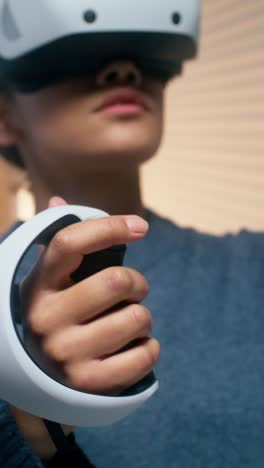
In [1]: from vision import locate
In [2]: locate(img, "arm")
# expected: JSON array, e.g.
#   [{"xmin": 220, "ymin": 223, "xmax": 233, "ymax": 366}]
[
  {"xmin": 1, "ymin": 197, "xmax": 159, "ymax": 465},
  {"xmin": 0, "ymin": 400, "xmax": 43, "ymax": 467},
  {"xmin": 9, "ymin": 405, "xmax": 73, "ymax": 462}
]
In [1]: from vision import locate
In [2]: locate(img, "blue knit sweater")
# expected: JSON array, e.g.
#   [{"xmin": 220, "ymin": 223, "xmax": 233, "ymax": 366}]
[{"xmin": 1, "ymin": 209, "xmax": 264, "ymax": 467}]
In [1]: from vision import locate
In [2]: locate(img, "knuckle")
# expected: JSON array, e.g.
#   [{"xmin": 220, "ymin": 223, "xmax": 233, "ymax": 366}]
[
  {"xmin": 104, "ymin": 216, "xmax": 128, "ymax": 240},
  {"xmin": 140, "ymin": 339, "xmax": 160, "ymax": 372},
  {"xmin": 130, "ymin": 305, "xmax": 153, "ymax": 333},
  {"xmin": 148, "ymin": 338, "xmax": 161, "ymax": 365},
  {"xmin": 51, "ymin": 230, "xmax": 71, "ymax": 255},
  {"xmin": 26, "ymin": 296, "xmax": 60, "ymax": 337},
  {"xmin": 42, "ymin": 337, "xmax": 68, "ymax": 363},
  {"xmin": 107, "ymin": 267, "xmax": 133, "ymax": 293},
  {"xmin": 27, "ymin": 310, "xmax": 49, "ymax": 336},
  {"xmin": 65, "ymin": 362, "xmax": 123, "ymax": 395},
  {"xmin": 65, "ymin": 367, "xmax": 87, "ymax": 390},
  {"xmin": 141, "ymin": 349, "xmax": 154, "ymax": 373},
  {"xmin": 138, "ymin": 273, "xmax": 150, "ymax": 296},
  {"xmin": 65, "ymin": 362, "xmax": 101, "ymax": 392},
  {"xmin": 131, "ymin": 270, "xmax": 149, "ymax": 298},
  {"xmin": 143, "ymin": 277, "xmax": 150, "ymax": 294},
  {"xmin": 88, "ymin": 369, "xmax": 124, "ymax": 396},
  {"xmin": 100, "ymin": 217, "xmax": 119, "ymax": 245},
  {"xmin": 104, "ymin": 216, "xmax": 117, "ymax": 233}
]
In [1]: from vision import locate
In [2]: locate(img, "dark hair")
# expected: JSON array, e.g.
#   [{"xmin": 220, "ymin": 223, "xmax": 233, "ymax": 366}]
[
  {"xmin": 0, "ymin": 77, "xmax": 25, "ymax": 169},
  {"xmin": 0, "ymin": 145, "xmax": 24, "ymax": 168}
]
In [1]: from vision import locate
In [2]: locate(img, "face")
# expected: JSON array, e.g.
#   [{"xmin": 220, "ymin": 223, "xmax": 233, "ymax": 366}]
[{"xmin": 7, "ymin": 61, "xmax": 166, "ymax": 178}]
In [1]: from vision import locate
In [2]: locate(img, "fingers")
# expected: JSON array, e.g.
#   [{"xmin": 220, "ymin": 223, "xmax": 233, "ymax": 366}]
[
  {"xmin": 48, "ymin": 196, "xmax": 68, "ymax": 208},
  {"xmin": 36, "ymin": 215, "xmax": 149, "ymax": 291},
  {"xmin": 22, "ymin": 202, "xmax": 159, "ymax": 397},
  {"xmin": 64, "ymin": 338, "xmax": 160, "ymax": 395},
  {"xmin": 42, "ymin": 304, "xmax": 153, "ymax": 362},
  {"xmin": 60, "ymin": 266, "xmax": 149, "ymax": 325},
  {"xmin": 27, "ymin": 267, "xmax": 149, "ymax": 333}
]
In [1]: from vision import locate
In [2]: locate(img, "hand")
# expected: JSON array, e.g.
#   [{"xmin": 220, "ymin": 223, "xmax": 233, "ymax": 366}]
[
  {"xmin": 9, "ymin": 198, "xmax": 72, "ymax": 461},
  {"xmin": 22, "ymin": 197, "xmax": 160, "ymax": 396}
]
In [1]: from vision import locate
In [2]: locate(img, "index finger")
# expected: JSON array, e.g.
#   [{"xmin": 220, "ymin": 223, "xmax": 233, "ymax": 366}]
[{"xmin": 35, "ymin": 215, "xmax": 149, "ymax": 291}]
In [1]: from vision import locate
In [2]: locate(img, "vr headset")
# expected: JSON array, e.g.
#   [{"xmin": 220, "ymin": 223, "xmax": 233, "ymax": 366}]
[{"xmin": 0, "ymin": 0, "xmax": 200, "ymax": 92}]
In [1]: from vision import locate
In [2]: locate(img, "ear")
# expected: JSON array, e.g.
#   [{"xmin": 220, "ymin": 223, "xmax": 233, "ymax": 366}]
[{"xmin": 0, "ymin": 94, "xmax": 19, "ymax": 147}]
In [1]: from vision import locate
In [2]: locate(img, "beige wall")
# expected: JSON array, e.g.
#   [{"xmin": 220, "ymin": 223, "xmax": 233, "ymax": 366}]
[
  {"xmin": 1, "ymin": 0, "xmax": 264, "ymax": 235},
  {"xmin": 142, "ymin": 0, "xmax": 264, "ymax": 234}
]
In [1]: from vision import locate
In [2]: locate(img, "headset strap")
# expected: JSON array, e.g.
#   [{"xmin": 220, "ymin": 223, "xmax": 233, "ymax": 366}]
[{"xmin": 43, "ymin": 419, "xmax": 95, "ymax": 467}]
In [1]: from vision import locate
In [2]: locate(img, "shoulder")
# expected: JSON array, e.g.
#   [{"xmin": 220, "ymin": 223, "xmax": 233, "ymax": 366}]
[{"xmin": 146, "ymin": 208, "xmax": 264, "ymax": 267}]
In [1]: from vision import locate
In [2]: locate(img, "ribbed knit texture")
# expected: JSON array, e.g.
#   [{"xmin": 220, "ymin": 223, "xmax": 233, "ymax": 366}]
[{"xmin": 77, "ymin": 209, "xmax": 264, "ymax": 468}]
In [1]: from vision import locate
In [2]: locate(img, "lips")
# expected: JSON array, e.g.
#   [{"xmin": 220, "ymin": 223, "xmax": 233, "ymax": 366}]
[{"xmin": 95, "ymin": 87, "xmax": 148, "ymax": 112}]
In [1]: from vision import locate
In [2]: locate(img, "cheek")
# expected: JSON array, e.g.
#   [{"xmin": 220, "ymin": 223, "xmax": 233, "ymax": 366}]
[
  {"xmin": 17, "ymin": 103, "xmax": 85, "ymax": 153},
  {"xmin": 14, "ymin": 87, "xmax": 164, "ymax": 160}
]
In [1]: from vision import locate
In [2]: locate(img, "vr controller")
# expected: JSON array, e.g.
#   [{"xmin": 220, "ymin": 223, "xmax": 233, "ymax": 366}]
[
  {"xmin": 0, "ymin": 205, "xmax": 158, "ymax": 426},
  {"xmin": 0, "ymin": 0, "xmax": 200, "ymax": 91}
]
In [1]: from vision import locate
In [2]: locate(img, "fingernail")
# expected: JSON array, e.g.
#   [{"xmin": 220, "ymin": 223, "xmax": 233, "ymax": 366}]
[
  {"xmin": 49, "ymin": 196, "xmax": 67, "ymax": 208},
  {"xmin": 126, "ymin": 216, "xmax": 149, "ymax": 234}
]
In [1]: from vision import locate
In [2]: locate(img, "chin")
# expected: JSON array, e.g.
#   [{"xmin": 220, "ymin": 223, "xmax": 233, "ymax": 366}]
[
  {"xmin": 98, "ymin": 139, "xmax": 160, "ymax": 167},
  {"xmin": 97, "ymin": 119, "xmax": 163, "ymax": 164}
]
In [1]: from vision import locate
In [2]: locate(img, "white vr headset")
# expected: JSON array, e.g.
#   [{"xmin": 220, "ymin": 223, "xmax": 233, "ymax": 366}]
[
  {"xmin": 0, "ymin": 205, "xmax": 158, "ymax": 426},
  {"xmin": 0, "ymin": 0, "xmax": 200, "ymax": 91}
]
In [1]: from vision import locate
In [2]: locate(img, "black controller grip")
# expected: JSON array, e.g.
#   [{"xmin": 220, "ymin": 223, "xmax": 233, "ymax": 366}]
[
  {"xmin": 71, "ymin": 244, "xmax": 127, "ymax": 282},
  {"xmin": 70, "ymin": 243, "xmax": 156, "ymax": 397}
]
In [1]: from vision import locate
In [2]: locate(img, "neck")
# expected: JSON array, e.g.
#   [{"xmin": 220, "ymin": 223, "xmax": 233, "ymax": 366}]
[{"xmin": 31, "ymin": 165, "xmax": 146, "ymax": 218}]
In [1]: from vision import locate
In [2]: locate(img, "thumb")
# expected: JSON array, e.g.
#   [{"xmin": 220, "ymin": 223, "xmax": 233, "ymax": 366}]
[
  {"xmin": 48, "ymin": 196, "xmax": 68, "ymax": 208},
  {"xmin": 38, "ymin": 196, "xmax": 68, "ymax": 253}
]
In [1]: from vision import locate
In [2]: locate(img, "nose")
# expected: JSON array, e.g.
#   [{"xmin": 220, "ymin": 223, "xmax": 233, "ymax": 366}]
[{"xmin": 96, "ymin": 61, "xmax": 143, "ymax": 88}]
